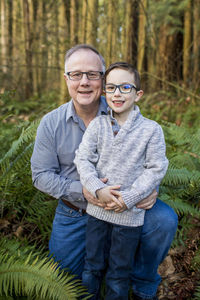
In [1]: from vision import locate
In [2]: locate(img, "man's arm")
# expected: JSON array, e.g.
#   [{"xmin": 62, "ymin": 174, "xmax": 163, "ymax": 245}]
[
  {"xmin": 31, "ymin": 117, "xmax": 84, "ymax": 202},
  {"xmin": 136, "ymin": 189, "xmax": 157, "ymax": 209}
]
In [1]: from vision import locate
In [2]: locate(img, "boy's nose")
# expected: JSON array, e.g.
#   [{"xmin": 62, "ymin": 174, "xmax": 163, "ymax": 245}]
[{"xmin": 113, "ymin": 86, "xmax": 121, "ymax": 95}]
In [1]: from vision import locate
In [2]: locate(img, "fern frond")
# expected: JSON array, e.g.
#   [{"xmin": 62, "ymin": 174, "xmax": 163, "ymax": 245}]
[
  {"xmin": 0, "ymin": 240, "xmax": 90, "ymax": 300},
  {"xmin": 0, "ymin": 120, "xmax": 39, "ymax": 164},
  {"xmin": 163, "ymin": 168, "xmax": 193, "ymax": 186},
  {"xmin": 160, "ymin": 193, "xmax": 199, "ymax": 217},
  {"xmin": 194, "ymin": 285, "xmax": 200, "ymax": 300}
]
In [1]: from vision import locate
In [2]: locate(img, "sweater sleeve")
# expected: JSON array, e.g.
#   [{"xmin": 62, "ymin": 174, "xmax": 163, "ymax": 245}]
[
  {"xmin": 121, "ymin": 124, "xmax": 168, "ymax": 209},
  {"xmin": 74, "ymin": 118, "xmax": 107, "ymax": 197}
]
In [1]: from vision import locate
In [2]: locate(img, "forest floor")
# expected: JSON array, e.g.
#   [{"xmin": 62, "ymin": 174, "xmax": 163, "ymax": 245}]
[
  {"xmin": 1, "ymin": 215, "xmax": 200, "ymax": 300},
  {"xmin": 157, "ymin": 219, "xmax": 200, "ymax": 300}
]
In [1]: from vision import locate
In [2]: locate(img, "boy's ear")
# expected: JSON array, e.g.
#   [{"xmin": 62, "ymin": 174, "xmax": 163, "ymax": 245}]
[{"xmin": 135, "ymin": 90, "xmax": 144, "ymax": 102}]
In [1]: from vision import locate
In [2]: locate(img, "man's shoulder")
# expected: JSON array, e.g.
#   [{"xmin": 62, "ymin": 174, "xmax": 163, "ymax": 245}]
[{"xmin": 41, "ymin": 101, "xmax": 71, "ymax": 124}]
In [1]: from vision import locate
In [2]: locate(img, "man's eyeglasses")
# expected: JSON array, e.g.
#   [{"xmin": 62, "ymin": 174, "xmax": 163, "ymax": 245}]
[
  {"xmin": 105, "ymin": 84, "xmax": 137, "ymax": 94},
  {"xmin": 66, "ymin": 71, "xmax": 104, "ymax": 81}
]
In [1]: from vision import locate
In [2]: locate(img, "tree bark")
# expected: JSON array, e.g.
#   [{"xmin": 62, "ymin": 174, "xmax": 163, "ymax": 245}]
[
  {"xmin": 183, "ymin": 0, "xmax": 191, "ymax": 86},
  {"xmin": 23, "ymin": 0, "xmax": 34, "ymax": 98},
  {"xmin": 137, "ymin": 0, "xmax": 147, "ymax": 73},
  {"xmin": 192, "ymin": 0, "xmax": 200, "ymax": 90},
  {"xmin": 1, "ymin": 0, "xmax": 7, "ymax": 74},
  {"xmin": 86, "ymin": 0, "xmax": 98, "ymax": 46}
]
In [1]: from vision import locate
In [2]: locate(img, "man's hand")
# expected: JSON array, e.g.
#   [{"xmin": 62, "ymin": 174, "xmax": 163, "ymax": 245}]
[
  {"xmin": 136, "ymin": 189, "xmax": 157, "ymax": 210},
  {"xmin": 83, "ymin": 187, "xmax": 102, "ymax": 206}
]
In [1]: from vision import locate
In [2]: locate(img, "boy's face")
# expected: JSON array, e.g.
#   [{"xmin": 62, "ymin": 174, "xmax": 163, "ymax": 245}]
[{"xmin": 105, "ymin": 68, "xmax": 143, "ymax": 120}]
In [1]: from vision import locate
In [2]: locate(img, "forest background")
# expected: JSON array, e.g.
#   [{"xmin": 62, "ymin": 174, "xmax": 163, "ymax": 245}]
[{"xmin": 0, "ymin": 0, "xmax": 200, "ymax": 299}]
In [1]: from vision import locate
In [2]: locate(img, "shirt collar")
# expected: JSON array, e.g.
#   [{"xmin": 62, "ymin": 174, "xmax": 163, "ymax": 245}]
[
  {"xmin": 66, "ymin": 96, "xmax": 108, "ymax": 122},
  {"xmin": 107, "ymin": 105, "xmax": 141, "ymax": 126}
]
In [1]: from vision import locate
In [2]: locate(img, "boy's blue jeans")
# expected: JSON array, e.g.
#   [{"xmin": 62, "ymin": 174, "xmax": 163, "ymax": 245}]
[
  {"xmin": 49, "ymin": 199, "xmax": 178, "ymax": 299},
  {"xmin": 83, "ymin": 216, "xmax": 142, "ymax": 300}
]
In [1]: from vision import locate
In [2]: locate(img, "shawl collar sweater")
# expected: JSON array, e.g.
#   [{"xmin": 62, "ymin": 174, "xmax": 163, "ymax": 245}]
[{"xmin": 74, "ymin": 105, "xmax": 168, "ymax": 227}]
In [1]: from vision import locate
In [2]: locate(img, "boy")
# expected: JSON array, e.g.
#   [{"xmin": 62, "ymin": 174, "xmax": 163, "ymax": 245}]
[{"xmin": 74, "ymin": 62, "xmax": 168, "ymax": 300}]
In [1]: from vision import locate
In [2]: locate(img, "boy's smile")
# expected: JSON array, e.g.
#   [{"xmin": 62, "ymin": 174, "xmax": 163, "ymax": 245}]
[{"xmin": 105, "ymin": 68, "xmax": 143, "ymax": 124}]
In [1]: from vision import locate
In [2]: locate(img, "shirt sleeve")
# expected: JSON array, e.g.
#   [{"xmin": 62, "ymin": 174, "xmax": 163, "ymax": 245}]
[
  {"xmin": 74, "ymin": 119, "xmax": 107, "ymax": 197},
  {"xmin": 31, "ymin": 117, "xmax": 85, "ymax": 202},
  {"xmin": 121, "ymin": 124, "xmax": 168, "ymax": 209}
]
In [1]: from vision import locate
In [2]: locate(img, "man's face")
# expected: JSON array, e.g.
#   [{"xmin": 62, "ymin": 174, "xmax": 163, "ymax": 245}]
[{"xmin": 64, "ymin": 49, "xmax": 103, "ymax": 110}]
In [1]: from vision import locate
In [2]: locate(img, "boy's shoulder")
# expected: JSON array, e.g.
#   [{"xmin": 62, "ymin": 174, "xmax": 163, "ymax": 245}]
[{"xmin": 141, "ymin": 115, "xmax": 162, "ymax": 129}]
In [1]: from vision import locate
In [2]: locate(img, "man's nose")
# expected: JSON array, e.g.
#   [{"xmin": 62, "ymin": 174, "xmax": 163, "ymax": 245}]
[{"xmin": 80, "ymin": 73, "xmax": 90, "ymax": 84}]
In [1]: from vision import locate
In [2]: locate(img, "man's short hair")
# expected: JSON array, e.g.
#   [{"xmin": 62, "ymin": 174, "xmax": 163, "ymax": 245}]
[
  {"xmin": 64, "ymin": 44, "xmax": 106, "ymax": 73},
  {"xmin": 105, "ymin": 62, "xmax": 141, "ymax": 91}
]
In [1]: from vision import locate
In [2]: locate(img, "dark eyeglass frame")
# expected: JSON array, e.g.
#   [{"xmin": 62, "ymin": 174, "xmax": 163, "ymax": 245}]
[
  {"xmin": 105, "ymin": 83, "xmax": 138, "ymax": 94},
  {"xmin": 66, "ymin": 71, "xmax": 104, "ymax": 81}
]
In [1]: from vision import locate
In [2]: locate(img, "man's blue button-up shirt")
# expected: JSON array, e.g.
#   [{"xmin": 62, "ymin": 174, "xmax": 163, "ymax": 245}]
[{"xmin": 31, "ymin": 97, "xmax": 107, "ymax": 209}]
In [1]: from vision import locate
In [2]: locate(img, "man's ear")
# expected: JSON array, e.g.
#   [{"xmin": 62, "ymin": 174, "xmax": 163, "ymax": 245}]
[{"xmin": 135, "ymin": 90, "xmax": 144, "ymax": 102}]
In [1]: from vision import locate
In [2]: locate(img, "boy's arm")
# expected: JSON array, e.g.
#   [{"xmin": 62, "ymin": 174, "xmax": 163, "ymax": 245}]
[
  {"xmin": 120, "ymin": 124, "xmax": 168, "ymax": 210},
  {"xmin": 74, "ymin": 119, "xmax": 108, "ymax": 197}
]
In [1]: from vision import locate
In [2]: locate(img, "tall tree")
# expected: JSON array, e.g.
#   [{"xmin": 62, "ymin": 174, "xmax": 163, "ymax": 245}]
[
  {"xmin": 86, "ymin": 0, "xmax": 98, "ymax": 46},
  {"xmin": 183, "ymin": 0, "xmax": 192, "ymax": 86},
  {"xmin": 70, "ymin": 0, "xmax": 78, "ymax": 46},
  {"xmin": 121, "ymin": 0, "xmax": 135, "ymax": 63},
  {"xmin": 137, "ymin": 0, "xmax": 147, "ymax": 73},
  {"xmin": 192, "ymin": 0, "xmax": 200, "ymax": 90},
  {"xmin": 78, "ymin": 0, "xmax": 87, "ymax": 43},
  {"xmin": 1, "ymin": 0, "xmax": 7, "ymax": 74},
  {"xmin": 58, "ymin": 0, "xmax": 69, "ymax": 103},
  {"xmin": 23, "ymin": 0, "xmax": 33, "ymax": 98}
]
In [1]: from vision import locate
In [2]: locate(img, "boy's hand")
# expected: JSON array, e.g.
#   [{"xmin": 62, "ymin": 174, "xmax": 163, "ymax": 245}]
[
  {"xmin": 96, "ymin": 185, "xmax": 122, "ymax": 207},
  {"xmin": 83, "ymin": 177, "xmax": 108, "ymax": 207},
  {"xmin": 104, "ymin": 189, "xmax": 127, "ymax": 213}
]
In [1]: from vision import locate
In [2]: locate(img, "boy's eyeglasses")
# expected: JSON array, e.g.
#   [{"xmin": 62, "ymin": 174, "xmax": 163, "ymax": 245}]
[
  {"xmin": 105, "ymin": 84, "xmax": 137, "ymax": 94},
  {"xmin": 66, "ymin": 71, "xmax": 104, "ymax": 81}
]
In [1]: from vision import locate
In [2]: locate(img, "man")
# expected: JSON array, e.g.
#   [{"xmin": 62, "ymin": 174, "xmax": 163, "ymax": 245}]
[{"xmin": 31, "ymin": 44, "xmax": 178, "ymax": 300}]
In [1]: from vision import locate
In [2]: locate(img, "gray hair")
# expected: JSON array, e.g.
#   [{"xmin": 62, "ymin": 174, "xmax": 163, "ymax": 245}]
[{"xmin": 64, "ymin": 44, "xmax": 106, "ymax": 73}]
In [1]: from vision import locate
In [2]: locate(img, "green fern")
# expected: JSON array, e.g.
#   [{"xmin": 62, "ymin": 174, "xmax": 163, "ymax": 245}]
[
  {"xmin": 194, "ymin": 285, "xmax": 200, "ymax": 300},
  {"xmin": 0, "ymin": 239, "xmax": 90, "ymax": 300}
]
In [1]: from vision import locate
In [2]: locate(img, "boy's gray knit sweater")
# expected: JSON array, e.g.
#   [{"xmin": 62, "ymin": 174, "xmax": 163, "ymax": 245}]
[{"xmin": 74, "ymin": 105, "xmax": 168, "ymax": 227}]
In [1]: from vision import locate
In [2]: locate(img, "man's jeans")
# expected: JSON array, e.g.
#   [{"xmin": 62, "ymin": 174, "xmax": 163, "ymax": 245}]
[
  {"xmin": 49, "ymin": 199, "xmax": 178, "ymax": 298},
  {"xmin": 83, "ymin": 216, "xmax": 142, "ymax": 300}
]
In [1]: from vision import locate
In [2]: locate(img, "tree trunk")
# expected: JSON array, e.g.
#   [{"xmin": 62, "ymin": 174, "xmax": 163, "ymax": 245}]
[
  {"xmin": 23, "ymin": 0, "xmax": 33, "ymax": 98},
  {"xmin": 121, "ymin": 0, "xmax": 135, "ymax": 63},
  {"xmin": 86, "ymin": 0, "xmax": 98, "ymax": 46},
  {"xmin": 1, "ymin": 0, "xmax": 7, "ymax": 75},
  {"xmin": 137, "ymin": 0, "xmax": 147, "ymax": 73},
  {"xmin": 192, "ymin": 0, "xmax": 200, "ymax": 90},
  {"xmin": 78, "ymin": 0, "xmax": 87, "ymax": 43},
  {"xmin": 183, "ymin": 0, "xmax": 191, "ymax": 86},
  {"xmin": 58, "ymin": 0, "xmax": 69, "ymax": 103},
  {"xmin": 70, "ymin": 0, "xmax": 78, "ymax": 46}
]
